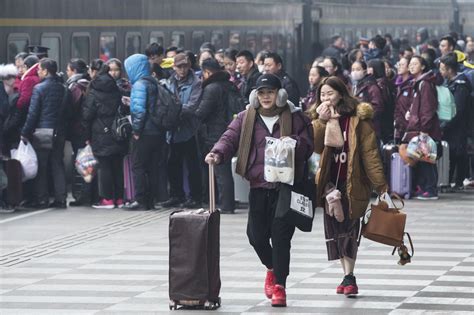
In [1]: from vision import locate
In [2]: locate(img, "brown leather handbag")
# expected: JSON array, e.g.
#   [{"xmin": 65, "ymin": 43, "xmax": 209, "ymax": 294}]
[{"xmin": 361, "ymin": 194, "xmax": 414, "ymax": 265}]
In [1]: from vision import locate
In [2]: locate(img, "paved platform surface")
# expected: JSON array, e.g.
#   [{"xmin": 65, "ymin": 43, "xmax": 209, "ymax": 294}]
[{"xmin": 0, "ymin": 192, "xmax": 473, "ymax": 314}]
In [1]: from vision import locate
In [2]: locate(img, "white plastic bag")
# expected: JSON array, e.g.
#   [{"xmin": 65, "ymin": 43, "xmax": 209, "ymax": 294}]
[
  {"xmin": 11, "ymin": 141, "xmax": 38, "ymax": 182},
  {"xmin": 75, "ymin": 145, "xmax": 98, "ymax": 183},
  {"xmin": 264, "ymin": 136, "xmax": 297, "ymax": 185}
]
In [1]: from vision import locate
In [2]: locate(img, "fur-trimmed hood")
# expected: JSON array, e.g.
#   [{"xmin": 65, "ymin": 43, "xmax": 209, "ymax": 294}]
[{"xmin": 356, "ymin": 102, "xmax": 374, "ymax": 120}]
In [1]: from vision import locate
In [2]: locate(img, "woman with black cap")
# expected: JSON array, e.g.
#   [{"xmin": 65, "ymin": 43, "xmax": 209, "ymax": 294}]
[{"xmin": 204, "ymin": 73, "xmax": 314, "ymax": 307}]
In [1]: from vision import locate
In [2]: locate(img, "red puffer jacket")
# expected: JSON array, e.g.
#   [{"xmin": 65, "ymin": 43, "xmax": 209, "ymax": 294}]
[{"xmin": 17, "ymin": 63, "xmax": 40, "ymax": 110}]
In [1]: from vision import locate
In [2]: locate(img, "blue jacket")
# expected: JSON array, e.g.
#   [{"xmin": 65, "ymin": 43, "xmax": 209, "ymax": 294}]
[
  {"xmin": 168, "ymin": 70, "xmax": 202, "ymax": 143},
  {"xmin": 124, "ymin": 54, "xmax": 162, "ymax": 136},
  {"xmin": 21, "ymin": 76, "xmax": 65, "ymax": 137}
]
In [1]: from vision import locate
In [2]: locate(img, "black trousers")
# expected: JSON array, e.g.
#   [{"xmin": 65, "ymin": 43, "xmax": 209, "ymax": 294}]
[
  {"xmin": 97, "ymin": 155, "xmax": 124, "ymax": 200},
  {"xmin": 131, "ymin": 134, "xmax": 164, "ymax": 206},
  {"xmin": 71, "ymin": 138, "xmax": 93, "ymax": 203},
  {"xmin": 247, "ymin": 188, "xmax": 296, "ymax": 287},
  {"xmin": 414, "ymin": 161, "xmax": 438, "ymax": 195},
  {"xmin": 33, "ymin": 136, "xmax": 67, "ymax": 204},
  {"xmin": 168, "ymin": 137, "xmax": 202, "ymax": 202},
  {"xmin": 155, "ymin": 142, "xmax": 170, "ymax": 202},
  {"xmin": 449, "ymin": 147, "xmax": 469, "ymax": 186}
]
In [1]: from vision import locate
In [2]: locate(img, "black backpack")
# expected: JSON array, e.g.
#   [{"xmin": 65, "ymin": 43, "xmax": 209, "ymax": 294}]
[
  {"xmin": 225, "ymin": 84, "xmax": 246, "ymax": 123},
  {"xmin": 142, "ymin": 77, "xmax": 182, "ymax": 131},
  {"xmin": 98, "ymin": 104, "xmax": 132, "ymax": 142}
]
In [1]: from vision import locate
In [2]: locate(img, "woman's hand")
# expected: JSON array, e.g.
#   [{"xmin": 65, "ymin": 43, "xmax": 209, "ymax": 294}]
[
  {"xmin": 405, "ymin": 111, "xmax": 411, "ymax": 121},
  {"xmin": 122, "ymin": 96, "xmax": 131, "ymax": 107},
  {"xmin": 317, "ymin": 102, "xmax": 332, "ymax": 121},
  {"xmin": 205, "ymin": 152, "xmax": 221, "ymax": 165}
]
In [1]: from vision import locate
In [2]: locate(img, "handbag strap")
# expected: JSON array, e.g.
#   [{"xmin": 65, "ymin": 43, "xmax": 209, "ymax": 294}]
[{"xmin": 392, "ymin": 232, "xmax": 414, "ymax": 257}]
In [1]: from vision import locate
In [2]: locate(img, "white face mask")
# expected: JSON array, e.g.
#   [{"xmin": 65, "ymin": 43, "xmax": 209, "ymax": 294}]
[
  {"xmin": 351, "ymin": 71, "xmax": 365, "ymax": 82},
  {"xmin": 258, "ymin": 64, "xmax": 265, "ymax": 73}
]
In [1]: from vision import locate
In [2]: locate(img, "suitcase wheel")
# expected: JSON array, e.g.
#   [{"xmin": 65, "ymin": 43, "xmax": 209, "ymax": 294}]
[{"xmin": 169, "ymin": 300, "xmax": 178, "ymax": 310}]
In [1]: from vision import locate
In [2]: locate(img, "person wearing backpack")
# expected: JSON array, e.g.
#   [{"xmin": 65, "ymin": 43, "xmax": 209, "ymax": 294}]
[
  {"xmin": 65, "ymin": 58, "xmax": 92, "ymax": 207},
  {"xmin": 159, "ymin": 53, "xmax": 203, "ymax": 209},
  {"xmin": 439, "ymin": 52, "xmax": 472, "ymax": 189},
  {"xmin": 187, "ymin": 58, "xmax": 235, "ymax": 214},
  {"xmin": 82, "ymin": 60, "xmax": 127, "ymax": 209},
  {"xmin": 122, "ymin": 54, "xmax": 167, "ymax": 210},
  {"xmin": 403, "ymin": 56, "xmax": 442, "ymax": 200}
]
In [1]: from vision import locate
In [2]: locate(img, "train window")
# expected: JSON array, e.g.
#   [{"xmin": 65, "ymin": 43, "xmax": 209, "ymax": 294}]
[
  {"xmin": 229, "ymin": 31, "xmax": 240, "ymax": 50},
  {"xmin": 7, "ymin": 33, "xmax": 29, "ymax": 63},
  {"xmin": 99, "ymin": 34, "xmax": 116, "ymax": 61},
  {"xmin": 125, "ymin": 32, "xmax": 141, "ymax": 57},
  {"xmin": 262, "ymin": 32, "xmax": 273, "ymax": 51},
  {"xmin": 276, "ymin": 33, "xmax": 285, "ymax": 56},
  {"xmin": 41, "ymin": 34, "xmax": 61, "ymax": 66},
  {"xmin": 150, "ymin": 32, "xmax": 164, "ymax": 46},
  {"xmin": 71, "ymin": 33, "xmax": 90, "ymax": 63},
  {"xmin": 192, "ymin": 31, "xmax": 205, "ymax": 53},
  {"xmin": 171, "ymin": 32, "xmax": 184, "ymax": 48},
  {"xmin": 246, "ymin": 32, "xmax": 257, "ymax": 54},
  {"xmin": 211, "ymin": 31, "xmax": 224, "ymax": 50}
]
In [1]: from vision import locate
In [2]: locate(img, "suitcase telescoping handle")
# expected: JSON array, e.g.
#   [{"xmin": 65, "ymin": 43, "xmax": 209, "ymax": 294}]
[{"xmin": 209, "ymin": 163, "xmax": 216, "ymax": 213}]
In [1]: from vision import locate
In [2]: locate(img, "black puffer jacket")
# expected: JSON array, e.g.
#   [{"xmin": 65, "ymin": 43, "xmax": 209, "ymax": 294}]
[
  {"xmin": 276, "ymin": 70, "xmax": 300, "ymax": 107},
  {"xmin": 194, "ymin": 71, "xmax": 232, "ymax": 146},
  {"xmin": 21, "ymin": 76, "xmax": 66, "ymax": 138},
  {"xmin": 240, "ymin": 66, "xmax": 261, "ymax": 100},
  {"xmin": 82, "ymin": 73, "xmax": 127, "ymax": 157}
]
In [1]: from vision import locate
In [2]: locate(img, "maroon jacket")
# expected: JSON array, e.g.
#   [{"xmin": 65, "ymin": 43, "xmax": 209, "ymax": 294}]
[
  {"xmin": 17, "ymin": 63, "xmax": 40, "ymax": 110},
  {"xmin": 354, "ymin": 75, "xmax": 384, "ymax": 138},
  {"xmin": 393, "ymin": 75, "xmax": 413, "ymax": 141},
  {"xmin": 404, "ymin": 71, "xmax": 441, "ymax": 141},
  {"xmin": 211, "ymin": 105, "xmax": 314, "ymax": 189}
]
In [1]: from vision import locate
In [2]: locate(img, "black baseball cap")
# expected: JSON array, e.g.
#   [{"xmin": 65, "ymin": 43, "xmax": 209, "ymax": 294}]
[{"xmin": 255, "ymin": 73, "xmax": 281, "ymax": 91}]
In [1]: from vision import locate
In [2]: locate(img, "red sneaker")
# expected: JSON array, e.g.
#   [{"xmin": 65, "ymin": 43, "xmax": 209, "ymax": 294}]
[
  {"xmin": 343, "ymin": 273, "xmax": 358, "ymax": 296},
  {"xmin": 115, "ymin": 198, "xmax": 124, "ymax": 209},
  {"xmin": 92, "ymin": 199, "xmax": 115, "ymax": 209},
  {"xmin": 271, "ymin": 284, "xmax": 286, "ymax": 307},
  {"xmin": 336, "ymin": 275, "xmax": 350, "ymax": 294},
  {"xmin": 264, "ymin": 270, "xmax": 276, "ymax": 299}
]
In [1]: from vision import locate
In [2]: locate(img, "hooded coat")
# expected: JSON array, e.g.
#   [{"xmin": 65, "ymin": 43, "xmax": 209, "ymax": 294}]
[
  {"xmin": 394, "ymin": 75, "xmax": 413, "ymax": 141},
  {"xmin": 82, "ymin": 73, "xmax": 127, "ymax": 157},
  {"xmin": 66, "ymin": 73, "xmax": 89, "ymax": 141},
  {"xmin": 442, "ymin": 72, "xmax": 472, "ymax": 152},
  {"xmin": 211, "ymin": 102, "xmax": 314, "ymax": 189},
  {"xmin": 124, "ymin": 54, "xmax": 162, "ymax": 136},
  {"xmin": 353, "ymin": 75, "xmax": 384, "ymax": 139},
  {"xmin": 313, "ymin": 102, "xmax": 388, "ymax": 220},
  {"xmin": 17, "ymin": 63, "xmax": 40, "ymax": 110},
  {"xmin": 404, "ymin": 71, "xmax": 442, "ymax": 141}
]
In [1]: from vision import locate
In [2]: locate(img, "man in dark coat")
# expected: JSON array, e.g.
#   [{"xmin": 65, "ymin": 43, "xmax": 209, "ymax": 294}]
[
  {"xmin": 439, "ymin": 52, "xmax": 472, "ymax": 188},
  {"xmin": 186, "ymin": 58, "xmax": 235, "ymax": 213},
  {"xmin": 21, "ymin": 58, "xmax": 67, "ymax": 209},
  {"xmin": 236, "ymin": 50, "xmax": 261, "ymax": 101},
  {"xmin": 263, "ymin": 52, "xmax": 300, "ymax": 107},
  {"xmin": 321, "ymin": 35, "xmax": 345, "ymax": 63}
]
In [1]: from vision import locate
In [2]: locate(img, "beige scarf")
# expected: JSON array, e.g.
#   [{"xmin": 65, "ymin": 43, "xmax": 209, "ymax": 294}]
[{"xmin": 235, "ymin": 105, "xmax": 292, "ymax": 177}]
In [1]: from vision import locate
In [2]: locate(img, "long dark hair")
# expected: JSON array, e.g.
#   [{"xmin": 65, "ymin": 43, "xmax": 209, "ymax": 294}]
[{"xmin": 307, "ymin": 76, "xmax": 359, "ymax": 120}]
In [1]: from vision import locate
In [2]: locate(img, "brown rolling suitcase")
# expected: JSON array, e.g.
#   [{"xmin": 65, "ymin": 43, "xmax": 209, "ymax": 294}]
[{"xmin": 168, "ymin": 164, "xmax": 221, "ymax": 310}]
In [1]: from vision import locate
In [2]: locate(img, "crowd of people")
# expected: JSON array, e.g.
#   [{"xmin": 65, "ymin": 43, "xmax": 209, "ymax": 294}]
[{"xmin": 0, "ymin": 27, "xmax": 473, "ymax": 306}]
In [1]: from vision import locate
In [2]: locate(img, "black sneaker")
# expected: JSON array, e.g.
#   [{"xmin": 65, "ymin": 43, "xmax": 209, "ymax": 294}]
[
  {"xmin": 123, "ymin": 201, "xmax": 149, "ymax": 211},
  {"xmin": 160, "ymin": 197, "xmax": 185, "ymax": 208},
  {"xmin": 69, "ymin": 199, "xmax": 91, "ymax": 207},
  {"xmin": 180, "ymin": 199, "xmax": 202, "ymax": 209},
  {"xmin": 49, "ymin": 200, "xmax": 67, "ymax": 209},
  {"xmin": 343, "ymin": 273, "xmax": 358, "ymax": 296}
]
